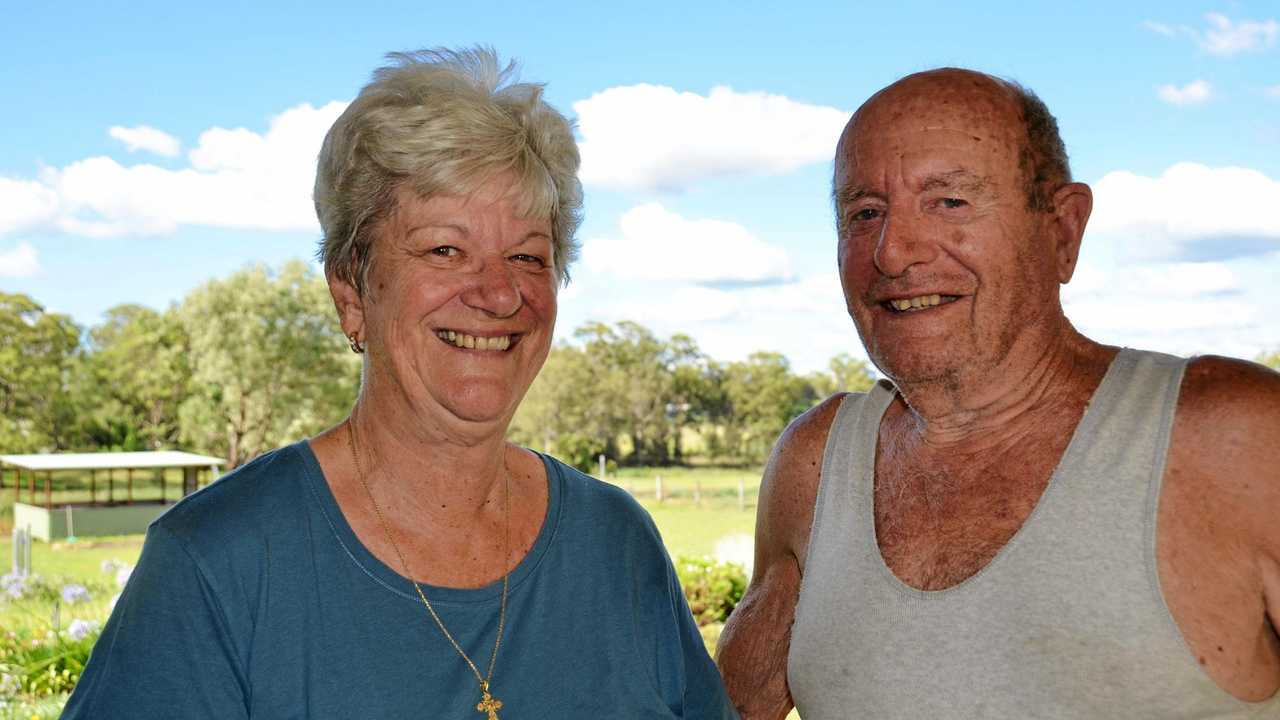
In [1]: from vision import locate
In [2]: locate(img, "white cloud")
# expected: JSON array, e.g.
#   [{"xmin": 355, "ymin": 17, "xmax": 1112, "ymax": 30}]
[
  {"xmin": 1064, "ymin": 260, "xmax": 1237, "ymax": 302},
  {"xmin": 1142, "ymin": 20, "xmax": 1177, "ymax": 37},
  {"xmin": 1200, "ymin": 13, "xmax": 1278, "ymax": 56},
  {"xmin": 1156, "ymin": 80, "xmax": 1211, "ymax": 106},
  {"xmin": 1265, "ymin": 85, "xmax": 1280, "ymax": 99},
  {"xmin": 583, "ymin": 203, "xmax": 793, "ymax": 284},
  {"xmin": 1089, "ymin": 163, "xmax": 1280, "ymax": 260},
  {"xmin": 0, "ymin": 101, "xmax": 346, "ymax": 240},
  {"xmin": 568, "ymin": 270, "xmax": 859, "ymax": 373},
  {"xmin": 574, "ymin": 84, "xmax": 848, "ymax": 192},
  {"xmin": 1068, "ymin": 295, "xmax": 1254, "ymax": 332},
  {"xmin": 108, "ymin": 125, "xmax": 181, "ymax": 157},
  {"xmin": 0, "ymin": 177, "xmax": 59, "ymax": 236},
  {"xmin": 0, "ymin": 241, "xmax": 39, "ymax": 277},
  {"xmin": 1063, "ymin": 258, "xmax": 1265, "ymax": 359}
]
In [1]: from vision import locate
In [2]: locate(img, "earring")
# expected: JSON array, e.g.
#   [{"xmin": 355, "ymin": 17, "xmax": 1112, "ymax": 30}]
[{"xmin": 347, "ymin": 333, "xmax": 365, "ymax": 354}]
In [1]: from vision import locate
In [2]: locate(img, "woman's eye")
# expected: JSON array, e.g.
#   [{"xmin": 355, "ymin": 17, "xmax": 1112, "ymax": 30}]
[
  {"xmin": 430, "ymin": 246, "xmax": 460, "ymax": 257},
  {"xmin": 511, "ymin": 254, "xmax": 547, "ymax": 268}
]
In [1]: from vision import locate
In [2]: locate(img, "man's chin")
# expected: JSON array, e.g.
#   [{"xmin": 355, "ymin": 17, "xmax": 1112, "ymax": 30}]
[{"xmin": 872, "ymin": 354, "xmax": 964, "ymax": 389}]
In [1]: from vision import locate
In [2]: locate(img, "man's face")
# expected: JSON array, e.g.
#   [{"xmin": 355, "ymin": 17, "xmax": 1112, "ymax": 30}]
[{"xmin": 835, "ymin": 72, "xmax": 1065, "ymax": 387}]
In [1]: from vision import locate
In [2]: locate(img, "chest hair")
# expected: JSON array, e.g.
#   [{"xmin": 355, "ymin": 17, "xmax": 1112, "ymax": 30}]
[{"xmin": 873, "ymin": 426, "xmax": 1073, "ymax": 591}]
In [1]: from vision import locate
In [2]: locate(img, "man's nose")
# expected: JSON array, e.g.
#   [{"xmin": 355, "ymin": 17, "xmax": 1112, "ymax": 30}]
[
  {"xmin": 873, "ymin": 212, "xmax": 938, "ymax": 277},
  {"xmin": 460, "ymin": 259, "xmax": 521, "ymax": 318}
]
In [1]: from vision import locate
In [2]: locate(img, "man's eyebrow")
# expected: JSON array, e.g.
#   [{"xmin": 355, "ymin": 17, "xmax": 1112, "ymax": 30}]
[
  {"xmin": 919, "ymin": 169, "xmax": 992, "ymax": 194},
  {"xmin": 834, "ymin": 184, "xmax": 883, "ymax": 206}
]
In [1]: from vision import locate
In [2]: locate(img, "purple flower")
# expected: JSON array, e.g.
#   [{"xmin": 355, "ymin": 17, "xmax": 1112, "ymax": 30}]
[
  {"xmin": 61, "ymin": 583, "xmax": 91, "ymax": 604},
  {"xmin": 67, "ymin": 618, "xmax": 101, "ymax": 641},
  {"xmin": 1, "ymin": 572, "xmax": 27, "ymax": 600}
]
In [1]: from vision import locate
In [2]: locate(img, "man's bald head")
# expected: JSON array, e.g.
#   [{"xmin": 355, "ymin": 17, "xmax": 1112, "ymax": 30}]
[{"xmin": 834, "ymin": 68, "xmax": 1071, "ymax": 232}]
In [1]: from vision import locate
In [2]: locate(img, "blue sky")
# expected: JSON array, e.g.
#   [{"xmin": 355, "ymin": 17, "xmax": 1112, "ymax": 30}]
[{"xmin": 3, "ymin": 1, "xmax": 1278, "ymax": 372}]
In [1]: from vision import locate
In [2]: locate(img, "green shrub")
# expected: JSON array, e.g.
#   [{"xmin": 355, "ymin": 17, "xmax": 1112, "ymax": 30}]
[
  {"xmin": 1, "ymin": 621, "xmax": 98, "ymax": 702},
  {"xmin": 676, "ymin": 556, "xmax": 747, "ymax": 626}
]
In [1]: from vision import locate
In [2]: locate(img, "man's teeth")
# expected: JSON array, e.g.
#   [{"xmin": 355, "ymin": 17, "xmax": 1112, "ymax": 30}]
[
  {"xmin": 890, "ymin": 294, "xmax": 943, "ymax": 312},
  {"xmin": 437, "ymin": 330, "xmax": 512, "ymax": 351}
]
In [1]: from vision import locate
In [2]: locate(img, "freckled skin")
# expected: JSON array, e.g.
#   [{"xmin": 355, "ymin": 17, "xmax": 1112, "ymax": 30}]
[{"xmin": 717, "ymin": 69, "xmax": 1280, "ymax": 716}]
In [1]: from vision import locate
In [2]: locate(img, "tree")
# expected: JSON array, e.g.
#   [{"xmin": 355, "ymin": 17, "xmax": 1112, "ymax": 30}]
[
  {"xmin": 178, "ymin": 261, "xmax": 359, "ymax": 467},
  {"xmin": 577, "ymin": 321, "xmax": 675, "ymax": 465},
  {"xmin": 0, "ymin": 293, "xmax": 83, "ymax": 452},
  {"xmin": 1257, "ymin": 350, "xmax": 1280, "ymax": 371},
  {"xmin": 666, "ymin": 333, "xmax": 726, "ymax": 462},
  {"xmin": 510, "ymin": 343, "xmax": 615, "ymax": 469},
  {"xmin": 721, "ymin": 351, "xmax": 817, "ymax": 463},
  {"xmin": 808, "ymin": 352, "xmax": 877, "ymax": 397},
  {"xmin": 83, "ymin": 304, "xmax": 191, "ymax": 450}
]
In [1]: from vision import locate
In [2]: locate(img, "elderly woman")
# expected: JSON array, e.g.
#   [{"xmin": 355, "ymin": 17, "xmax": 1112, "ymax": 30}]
[{"xmin": 63, "ymin": 48, "xmax": 735, "ymax": 719}]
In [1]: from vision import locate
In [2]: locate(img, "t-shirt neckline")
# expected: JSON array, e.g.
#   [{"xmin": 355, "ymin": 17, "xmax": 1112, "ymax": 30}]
[{"xmin": 292, "ymin": 440, "xmax": 562, "ymax": 605}]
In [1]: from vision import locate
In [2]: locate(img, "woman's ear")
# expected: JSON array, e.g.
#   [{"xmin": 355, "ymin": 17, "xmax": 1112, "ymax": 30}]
[{"xmin": 328, "ymin": 270, "xmax": 366, "ymax": 345}]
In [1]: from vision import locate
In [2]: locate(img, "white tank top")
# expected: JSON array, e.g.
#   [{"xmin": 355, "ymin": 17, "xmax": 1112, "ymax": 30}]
[{"xmin": 787, "ymin": 348, "xmax": 1279, "ymax": 718}]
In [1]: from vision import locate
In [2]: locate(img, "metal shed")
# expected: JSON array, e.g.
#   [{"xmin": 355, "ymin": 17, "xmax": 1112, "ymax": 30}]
[{"xmin": 2, "ymin": 451, "xmax": 223, "ymax": 540}]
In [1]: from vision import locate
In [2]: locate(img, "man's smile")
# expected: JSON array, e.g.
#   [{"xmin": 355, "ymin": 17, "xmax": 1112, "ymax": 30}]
[{"xmin": 881, "ymin": 294, "xmax": 962, "ymax": 313}]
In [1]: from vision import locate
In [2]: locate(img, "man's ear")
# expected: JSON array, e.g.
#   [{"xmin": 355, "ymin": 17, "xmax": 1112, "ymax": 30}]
[
  {"xmin": 328, "ymin": 270, "xmax": 366, "ymax": 343},
  {"xmin": 1050, "ymin": 182, "xmax": 1093, "ymax": 283}
]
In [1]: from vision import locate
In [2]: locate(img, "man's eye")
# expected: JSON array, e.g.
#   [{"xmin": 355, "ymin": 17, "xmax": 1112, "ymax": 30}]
[
  {"xmin": 430, "ymin": 246, "xmax": 460, "ymax": 257},
  {"xmin": 939, "ymin": 198, "xmax": 968, "ymax": 209},
  {"xmin": 851, "ymin": 208, "xmax": 882, "ymax": 222}
]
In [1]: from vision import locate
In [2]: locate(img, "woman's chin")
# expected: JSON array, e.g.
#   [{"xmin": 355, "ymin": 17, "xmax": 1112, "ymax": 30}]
[{"xmin": 433, "ymin": 385, "xmax": 523, "ymax": 428}]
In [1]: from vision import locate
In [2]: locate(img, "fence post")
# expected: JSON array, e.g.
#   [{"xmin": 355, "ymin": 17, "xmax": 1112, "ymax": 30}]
[
  {"xmin": 738, "ymin": 476, "xmax": 746, "ymax": 512},
  {"xmin": 694, "ymin": 477, "xmax": 702, "ymax": 507},
  {"xmin": 12, "ymin": 526, "xmax": 31, "ymax": 577},
  {"xmin": 598, "ymin": 454, "xmax": 606, "ymax": 480},
  {"xmin": 655, "ymin": 475, "xmax": 664, "ymax": 503}
]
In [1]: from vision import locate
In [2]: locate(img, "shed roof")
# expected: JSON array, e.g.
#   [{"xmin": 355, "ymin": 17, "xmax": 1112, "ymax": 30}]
[{"xmin": 0, "ymin": 451, "xmax": 224, "ymax": 472}]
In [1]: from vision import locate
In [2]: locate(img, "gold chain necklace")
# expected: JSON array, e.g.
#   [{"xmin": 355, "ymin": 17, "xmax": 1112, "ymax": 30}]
[{"xmin": 346, "ymin": 423, "xmax": 510, "ymax": 719}]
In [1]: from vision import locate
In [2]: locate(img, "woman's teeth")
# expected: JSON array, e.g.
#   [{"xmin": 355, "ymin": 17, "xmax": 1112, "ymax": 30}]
[{"xmin": 437, "ymin": 330, "xmax": 512, "ymax": 351}]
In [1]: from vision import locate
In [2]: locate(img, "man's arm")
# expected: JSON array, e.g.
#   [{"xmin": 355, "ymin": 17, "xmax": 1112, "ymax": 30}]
[
  {"xmin": 716, "ymin": 395, "xmax": 844, "ymax": 719},
  {"xmin": 1165, "ymin": 355, "xmax": 1280, "ymax": 695}
]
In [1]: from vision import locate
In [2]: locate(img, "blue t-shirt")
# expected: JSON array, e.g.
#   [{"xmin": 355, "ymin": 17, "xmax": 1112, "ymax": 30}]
[{"xmin": 63, "ymin": 442, "xmax": 736, "ymax": 718}]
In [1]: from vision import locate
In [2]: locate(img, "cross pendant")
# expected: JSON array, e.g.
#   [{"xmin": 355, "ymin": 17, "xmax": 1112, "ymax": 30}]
[{"xmin": 475, "ymin": 688, "xmax": 503, "ymax": 720}]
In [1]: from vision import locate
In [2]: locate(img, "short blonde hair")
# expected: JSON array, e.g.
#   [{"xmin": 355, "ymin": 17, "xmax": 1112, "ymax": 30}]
[{"xmin": 314, "ymin": 47, "xmax": 583, "ymax": 291}]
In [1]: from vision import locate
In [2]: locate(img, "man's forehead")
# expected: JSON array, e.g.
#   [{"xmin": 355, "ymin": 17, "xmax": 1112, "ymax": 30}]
[
  {"xmin": 856, "ymin": 73, "xmax": 1018, "ymax": 139},
  {"xmin": 835, "ymin": 70, "xmax": 1024, "ymax": 185}
]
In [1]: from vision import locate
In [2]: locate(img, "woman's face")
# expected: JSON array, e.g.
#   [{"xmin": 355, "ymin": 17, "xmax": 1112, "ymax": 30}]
[{"xmin": 336, "ymin": 174, "xmax": 559, "ymax": 432}]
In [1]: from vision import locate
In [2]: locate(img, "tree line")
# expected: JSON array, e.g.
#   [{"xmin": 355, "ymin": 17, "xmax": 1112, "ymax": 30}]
[
  {"xmin": 2, "ymin": 261, "xmax": 884, "ymax": 470},
  {"xmin": 8, "ymin": 261, "xmax": 1280, "ymax": 471}
]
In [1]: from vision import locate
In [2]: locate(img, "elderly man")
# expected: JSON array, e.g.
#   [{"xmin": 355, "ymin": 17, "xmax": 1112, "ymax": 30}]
[{"xmin": 716, "ymin": 68, "xmax": 1280, "ymax": 719}]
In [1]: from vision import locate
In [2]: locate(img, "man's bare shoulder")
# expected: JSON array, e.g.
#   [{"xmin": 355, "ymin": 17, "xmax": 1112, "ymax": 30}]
[
  {"xmin": 1177, "ymin": 354, "xmax": 1280, "ymax": 445},
  {"xmin": 1171, "ymin": 355, "xmax": 1280, "ymax": 534},
  {"xmin": 759, "ymin": 392, "xmax": 852, "ymax": 560}
]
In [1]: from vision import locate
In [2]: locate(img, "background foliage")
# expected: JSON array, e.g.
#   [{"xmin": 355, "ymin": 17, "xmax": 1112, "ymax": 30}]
[
  {"xmin": 2, "ymin": 261, "xmax": 875, "ymax": 471},
  {"xmin": 8, "ymin": 259, "xmax": 1276, "ymax": 473}
]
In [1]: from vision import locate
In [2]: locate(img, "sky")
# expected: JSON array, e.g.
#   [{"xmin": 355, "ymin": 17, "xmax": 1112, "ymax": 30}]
[{"xmin": 2, "ymin": 1, "xmax": 1278, "ymax": 374}]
